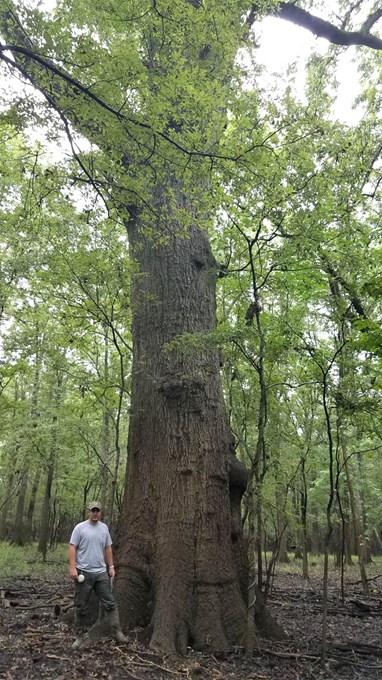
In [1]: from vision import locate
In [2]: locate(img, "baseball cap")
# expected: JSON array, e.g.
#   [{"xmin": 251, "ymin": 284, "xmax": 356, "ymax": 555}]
[{"xmin": 88, "ymin": 500, "xmax": 102, "ymax": 511}]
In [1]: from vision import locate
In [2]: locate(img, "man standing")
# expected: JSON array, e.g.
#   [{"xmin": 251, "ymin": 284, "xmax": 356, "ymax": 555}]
[{"xmin": 68, "ymin": 500, "xmax": 127, "ymax": 648}]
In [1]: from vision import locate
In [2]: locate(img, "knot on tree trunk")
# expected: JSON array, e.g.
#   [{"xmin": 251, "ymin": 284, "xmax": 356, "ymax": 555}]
[{"xmin": 157, "ymin": 374, "xmax": 205, "ymax": 405}]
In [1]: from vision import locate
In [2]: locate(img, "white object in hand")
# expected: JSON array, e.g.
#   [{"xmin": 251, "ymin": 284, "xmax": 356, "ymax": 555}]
[{"xmin": 78, "ymin": 574, "xmax": 85, "ymax": 583}]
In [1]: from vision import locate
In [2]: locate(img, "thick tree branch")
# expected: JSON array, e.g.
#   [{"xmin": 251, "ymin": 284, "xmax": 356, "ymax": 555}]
[
  {"xmin": 274, "ymin": 2, "xmax": 382, "ymax": 51},
  {"xmin": 0, "ymin": 4, "xmax": 125, "ymax": 151},
  {"xmin": 0, "ymin": 40, "xmax": 285, "ymax": 165},
  {"xmin": 0, "ymin": 44, "xmax": 274, "ymax": 164},
  {"xmin": 3, "ymin": 0, "xmax": 382, "ymax": 179},
  {"xmin": 0, "ymin": 4, "xmax": 193, "ymax": 162},
  {"xmin": 0, "ymin": 46, "xmax": 126, "ymax": 138},
  {"xmin": 361, "ymin": 7, "xmax": 382, "ymax": 34}
]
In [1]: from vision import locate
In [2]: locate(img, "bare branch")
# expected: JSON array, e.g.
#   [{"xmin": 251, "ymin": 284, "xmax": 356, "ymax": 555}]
[
  {"xmin": 274, "ymin": 2, "xmax": 382, "ymax": 51},
  {"xmin": 361, "ymin": 7, "xmax": 382, "ymax": 34},
  {"xmin": 340, "ymin": 0, "xmax": 364, "ymax": 31}
]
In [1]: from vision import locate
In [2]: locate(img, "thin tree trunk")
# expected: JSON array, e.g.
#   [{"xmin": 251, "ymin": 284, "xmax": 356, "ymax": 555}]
[
  {"xmin": 342, "ymin": 492, "xmax": 354, "ymax": 566},
  {"xmin": 13, "ymin": 325, "xmax": 42, "ymax": 545},
  {"xmin": 273, "ymin": 421, "xmax": 289, "ymax": 565},
  {"xmin": 0, "ymin": 448, "xmax": 21, "ymax": 540},
  {"xmin": 38, "ymin": 369, "xmax": 63, "ymax": 558},
  {"xmin": 1, "ymin": 382, "xmax": 23, "ymax": 540},
  {"xmin": 25, "ymin": 467, "xmax": 41, "ymax": 540},
  {"xmin": 13, "ymin": 471, "xmax": 28, "ymax": 545},
  {"xmin": 108, "ymin": 321, "xmax": 127, "ymax": 527},
  {"xmin": 246, "ymin": 259, "xmax": 267, "ymax": 654},
  {"xmin": 311, "ymin": 518, "xmax": 322, "ymax": 555},
  {"xmin": 38, "ymin": 458, "xmax": 55, "ymax": 559},
  {"xmin": 278, "ymin": 523, "xmax": 290, "ymax": 564},
  {"xmin": 357, "ymin": 453, "xmax": 372, "ymax": 563},
  {"xmin": 100, "ymin": 325, "xmax": 112, "ymax": 510},
  {"xmin": 321, "ymin": 368, "xmax": 335, "ymax": 665},
  {"xmin": 300, "ymin": 458, "xmax": 309, "ymax": 579},
  {"xmin": 342, "ymin": 447, "xmax": 369, "ymax": 595},
  {"xmin": 245, "ymin": 475, "xmax": 257, "ymax": 655}
]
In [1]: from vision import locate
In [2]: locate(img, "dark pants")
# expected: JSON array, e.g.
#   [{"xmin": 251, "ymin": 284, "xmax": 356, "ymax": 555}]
[{"xmin": 74, "ymin": 570, "xmax": 115, "ymax": 631}]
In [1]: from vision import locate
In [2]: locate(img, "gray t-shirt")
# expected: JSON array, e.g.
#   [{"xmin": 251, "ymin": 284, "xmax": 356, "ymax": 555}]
[{"xmin": 70, "ymin": 520, "xmax": 112, "ymax": 573}]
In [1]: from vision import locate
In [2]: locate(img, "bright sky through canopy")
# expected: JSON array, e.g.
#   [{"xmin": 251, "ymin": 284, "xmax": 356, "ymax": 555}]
[{"xmin": 255, "ymin": 17, "xmax": 363, "ymax": 125}]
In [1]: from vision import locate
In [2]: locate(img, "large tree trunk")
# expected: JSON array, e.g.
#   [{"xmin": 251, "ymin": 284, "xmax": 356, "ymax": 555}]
[{"xmin": 115, "ymin": 212, "xmax": 247, "ymax": 655}]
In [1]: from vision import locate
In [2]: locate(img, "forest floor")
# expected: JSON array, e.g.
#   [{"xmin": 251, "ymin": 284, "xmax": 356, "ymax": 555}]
[{"xmin": 1, "ymin": 558, "xmax": 382, "ymax": 680}]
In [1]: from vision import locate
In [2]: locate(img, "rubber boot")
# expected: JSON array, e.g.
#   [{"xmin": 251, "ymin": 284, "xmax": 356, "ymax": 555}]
[
  {"xmin": 108, "ymin": 608, "xmax": 128, "ymax": 643},
  {"xmin": 71, "ymin": 632, "xmax": 91, "ymax": 650},
  {"xmin": 72, "ymin": 612, "xmax": 92, "ymax": 649}
]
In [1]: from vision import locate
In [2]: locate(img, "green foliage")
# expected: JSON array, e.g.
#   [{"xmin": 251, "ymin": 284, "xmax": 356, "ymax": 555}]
[
  {"xmin": 1, "ymin": 0, "xmax": 382, "ymax": 561},
  {"xmin": 0, "ymin": 124, "xmax": 131, "ymax": 535},
  {"xmin": 0, "ymin": 542, "xmax": 67, "ymax": 578}
]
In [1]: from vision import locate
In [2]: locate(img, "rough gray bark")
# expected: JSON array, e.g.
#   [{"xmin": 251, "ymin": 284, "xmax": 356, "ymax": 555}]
[{"xmin": 114, "ymin": 202, "xmax": 247, "ymax": 654}]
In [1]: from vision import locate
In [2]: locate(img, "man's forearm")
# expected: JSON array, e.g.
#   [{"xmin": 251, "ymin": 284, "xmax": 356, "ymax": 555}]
[
  {"xmin": 68, "ymin": 544, "xmax": 77, "ymax": 569},
  {"xmin": 105, "ymin": 546, "xmax": 114, "ymax": 568}
]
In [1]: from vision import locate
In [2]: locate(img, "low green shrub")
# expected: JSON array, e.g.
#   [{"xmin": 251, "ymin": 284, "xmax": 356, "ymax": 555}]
[{"xmin": 0, "ymin": 542, "xmax": 67, "ymax": 579}]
